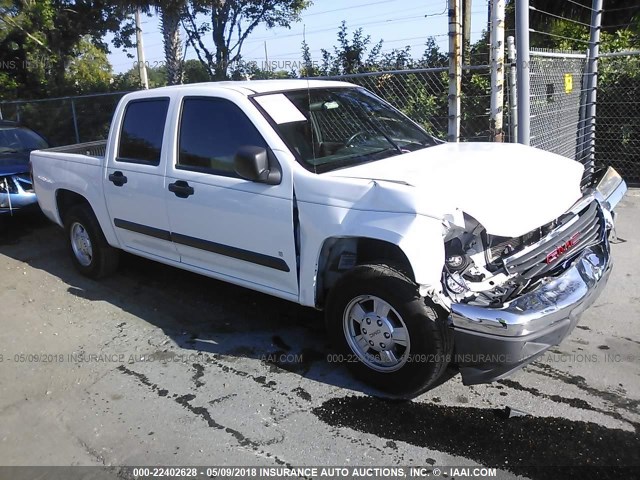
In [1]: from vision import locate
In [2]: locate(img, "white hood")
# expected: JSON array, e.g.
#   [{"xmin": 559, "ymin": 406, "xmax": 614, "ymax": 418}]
[{"xmin": 328, "ymin": 142, "xmax": 584, "ymax": 237}]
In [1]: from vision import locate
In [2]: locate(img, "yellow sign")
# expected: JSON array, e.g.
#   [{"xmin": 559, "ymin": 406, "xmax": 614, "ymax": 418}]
[{"xmin": 564, "ymin": 73, "xmax": 573, "ymax": 93}]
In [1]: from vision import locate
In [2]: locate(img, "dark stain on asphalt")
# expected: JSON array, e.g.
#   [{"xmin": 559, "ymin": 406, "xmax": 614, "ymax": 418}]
[
  {"xmin": 498, "ymin": 379, "xmax": 593, "ymax": 410},
  {"xmin": 117, "ymin": 366, "xmax": 296, "ymax": 470},
  {"xmin": 577, "ymin": 325, "xmax": 591, "ymax": 331},
  {"xmin": 529, "ymin": 362, "xmax": 640, "ymax": 415},
  {"xmin": 498, "ymin": 378, "xmax": 638, "ymax": 427},
  {"xmin": 191, "ymin": 363, "xmax": 205, "ymax": 388},
  {"xmin": 292, "ymin": 387, "xmax": 312, "ymax": 402},
  {"xmin": 313, "ymin": 395, "xmax": 640, "ymax": 480}
]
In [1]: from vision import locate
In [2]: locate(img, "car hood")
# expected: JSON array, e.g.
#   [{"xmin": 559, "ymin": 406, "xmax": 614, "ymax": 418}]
[
  {"xmin": 328, "ymin": 142, "xmax": 584, "ymax": 237},
  {"xmin": 0, "ymin": 151, "xmax": 30, "ymax": 176}
]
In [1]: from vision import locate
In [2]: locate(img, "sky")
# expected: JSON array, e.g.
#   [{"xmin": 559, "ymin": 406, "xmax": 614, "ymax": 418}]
[{"xmin": 107, "ymin": 0, "xmax": 490, "ymax": 74}]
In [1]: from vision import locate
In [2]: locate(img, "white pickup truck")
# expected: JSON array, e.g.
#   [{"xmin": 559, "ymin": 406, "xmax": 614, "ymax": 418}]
[{"xmin": 31, "ymin": 80, "xmax": 627, "ymax": 396}]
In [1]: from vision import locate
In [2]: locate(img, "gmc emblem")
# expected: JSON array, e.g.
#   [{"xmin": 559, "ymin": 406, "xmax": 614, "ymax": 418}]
[{"xmin": 546, "ymin": 233, "xmax": 581, "ymax": 264}]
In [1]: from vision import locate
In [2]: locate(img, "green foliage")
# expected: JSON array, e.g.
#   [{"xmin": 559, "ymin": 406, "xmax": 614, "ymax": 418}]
[
  {"xmin": 112, "ymin": 65, "xmax": 168, "ymax": 90},
  {"xmin": 183, "ymin": 58, "xmax": 210, "ymax": 83},
  {"xmin": 65, "ymin": 37, "xmax": 113, "ymax": 94},
  {"xmin": 184, "ymin": 0, "xmax": 311, "ymax": 79},
  {"xmin": 0, "ymin": 0, "xmax": 132, "ymax": 100}
]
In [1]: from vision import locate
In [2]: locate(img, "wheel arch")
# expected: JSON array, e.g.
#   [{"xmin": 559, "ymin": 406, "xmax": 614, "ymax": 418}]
[
  {"xmin": 55, "ymin": 188, "xmax": 120, "ymax": 247},
  {"xmin": 313, "ymin": 230, "xmax": 443, "ymax": 309}
]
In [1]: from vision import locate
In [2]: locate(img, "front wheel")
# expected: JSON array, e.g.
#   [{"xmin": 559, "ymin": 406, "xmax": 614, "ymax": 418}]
[{"xmin": 325, "ymin": 263, "xmax": 453, "ymax": 397}]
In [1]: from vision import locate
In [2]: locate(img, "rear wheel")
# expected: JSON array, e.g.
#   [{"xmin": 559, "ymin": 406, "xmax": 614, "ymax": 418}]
[
  {"xmin": 326, "ymin": 262, "xmax": 452, "ymax": 397},
  {"xmin": 64, "ymin": 204, "xmax": 119, "ymax": 279}
]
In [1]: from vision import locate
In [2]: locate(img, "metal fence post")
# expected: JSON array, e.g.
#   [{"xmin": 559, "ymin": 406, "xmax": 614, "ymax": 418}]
[
  {"xmin": 586, "ymin": 0, "xmax": 603, "ymax": 169},
  {"xmin": 490, "ymin": 0, "xmax": 506, "ymax": 142},
  {"xmin": 448, "ymin": 0, "xmax": 462, "ymax": 142},
  {"xmin": 71, "ymin": 98, "xmax": 81, "ymax": 144},
  {"xmin": 515, "ymin": 0, "xmax": 530, "ymax": 146},
  {"xmin": 507, "ymin": 36, "xmax": 518, "ymax": 142},
  {"xmin": 16, "ymin": 103, "xmax": 21, "ymax": 123}
]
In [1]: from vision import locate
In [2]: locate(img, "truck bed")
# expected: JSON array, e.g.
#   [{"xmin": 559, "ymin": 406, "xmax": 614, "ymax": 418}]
[{"xmin": 44, "ymin": 140, "xmax": 107, "ymax": 159}]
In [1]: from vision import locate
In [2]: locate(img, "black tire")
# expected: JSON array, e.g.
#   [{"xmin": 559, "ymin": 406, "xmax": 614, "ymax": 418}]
[
  {"xmin": 325, "ymin": 262, "xmax": 453, "ymax": 397},
  {"xmin": 64, "ymin": 204, "xmax": 119, "ymax": 279}
]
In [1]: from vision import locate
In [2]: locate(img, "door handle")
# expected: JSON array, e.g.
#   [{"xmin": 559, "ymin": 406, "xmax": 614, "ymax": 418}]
[
  {"xmin": 108, "ymin": 171, "xmax": 128, "ymax": 187},
  {"xmin": 168, "ymin": 180, "xmax": 194, "ymax": 198}
]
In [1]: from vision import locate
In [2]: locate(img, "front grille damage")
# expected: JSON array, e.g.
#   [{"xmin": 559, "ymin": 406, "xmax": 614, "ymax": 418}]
[
  {"xmin": 498, "ymin": 201, "xmax": 602, "ymax": 281},
  {"xmin": 443, "ymin": 200, "xmax": 606, "ymax": 308}
]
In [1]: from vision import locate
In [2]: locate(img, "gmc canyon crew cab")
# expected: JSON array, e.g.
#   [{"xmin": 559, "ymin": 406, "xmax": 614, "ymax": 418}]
[{"xmin": 31, "ymin": 80, "xmax": 627, "ymax": 396}]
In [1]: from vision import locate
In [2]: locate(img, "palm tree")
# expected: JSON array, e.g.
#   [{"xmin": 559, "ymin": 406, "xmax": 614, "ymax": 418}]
[{"xmin": 121, "ymin": 0, "xmax": 186, "ymax": 85}]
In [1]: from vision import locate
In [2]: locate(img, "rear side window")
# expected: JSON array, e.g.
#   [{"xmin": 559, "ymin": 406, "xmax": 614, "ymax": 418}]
[
  {"xmin": 177, "ymin": 97, "xmax": 268, "ymax": 176},
  {"xmin": 118, "ymin": 98, "xmax": 170, "ymax": 164}
]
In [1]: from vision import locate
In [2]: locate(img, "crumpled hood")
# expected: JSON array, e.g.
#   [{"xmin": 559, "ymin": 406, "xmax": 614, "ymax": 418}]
[{"xmin": 328, "ymin": 142, "xmax": 584, "ymax": 237}]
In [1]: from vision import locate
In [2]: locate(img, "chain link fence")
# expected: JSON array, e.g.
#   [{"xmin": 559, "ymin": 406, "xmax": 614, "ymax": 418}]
[
  {"xmin": 317, "ymin": 66, "xmax": 493, "ymax": 143},
  {"xmin": 528, "ymin": 50, "xmax": 590, "ymax": 169},
  {"xmin": 596, "ymin": 52, "xmax": 640, "ymax": 186},
  {"xmin": 0, "ymin": 92, "xmax": 127, "ymax": 147},
  {"xmin": 0, "ymin": 69, "xmax": 496, "ymax": 148}
]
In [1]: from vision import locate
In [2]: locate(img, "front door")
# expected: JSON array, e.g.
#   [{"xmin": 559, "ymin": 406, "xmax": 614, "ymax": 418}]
[{"xmin": 164, "ymin": 95, "xmax": 298, "ymax": 296}]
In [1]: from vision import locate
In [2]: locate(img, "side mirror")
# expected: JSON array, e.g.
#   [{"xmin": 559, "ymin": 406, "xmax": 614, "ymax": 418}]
[{"xmin": 234, "ymin": 146, "xmax": 281, "ymax": 185}]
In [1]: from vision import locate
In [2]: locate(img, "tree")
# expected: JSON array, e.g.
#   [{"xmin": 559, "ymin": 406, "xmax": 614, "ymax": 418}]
[
  {"xmin": 65, "ymin": 37, "xmax": 113, "ymax": 94},
  {"xmin": 505, "ymin": 0, "xmax": 640, "ymax": 48},
  {"xmin": 183, "ymin": 0, "xmax": 311, "ymax": 80},
  {"xmin": 305, "ymin": 21, "xmax": 383, "ymax": 76},
  {"xmin": 117, "ymin": 1, "xmax": 186, "ymax": 85},
  {"xmin": 183, "ymin": 58, "xmax": 211, "ymax": 83},
  {"xmin": 0, "ymin": 0, "xmax": 132, "ymax": 99}
]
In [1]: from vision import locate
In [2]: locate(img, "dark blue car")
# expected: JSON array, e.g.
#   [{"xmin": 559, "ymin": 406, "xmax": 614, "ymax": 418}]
[{"xmin": 0, "ymin": 120, "xmax": 48, "ymax": 215}]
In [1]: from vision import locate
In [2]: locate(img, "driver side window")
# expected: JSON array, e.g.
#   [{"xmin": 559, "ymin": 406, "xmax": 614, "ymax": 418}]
[{"xmin": 177, "ymin": 97, "xmax": 269, "ymax": 177}]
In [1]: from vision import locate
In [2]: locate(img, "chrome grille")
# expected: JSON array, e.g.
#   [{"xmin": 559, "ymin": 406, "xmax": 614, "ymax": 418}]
[{"xmin": 502, "ymin": 201, "xmax": 602, "ymax": 280}]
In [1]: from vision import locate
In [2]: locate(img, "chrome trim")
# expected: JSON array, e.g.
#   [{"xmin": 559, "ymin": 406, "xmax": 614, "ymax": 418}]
[
  {"xmin": 450, "ymin": 241, "xmax": 612, "ymax": 337},
  {"xmin": 502, "ymin": 200, "xmax": 600, "ymax": 276},
  {"xmin": 599, "ymin": 176, "xmax": 627, "ymax": 212}
]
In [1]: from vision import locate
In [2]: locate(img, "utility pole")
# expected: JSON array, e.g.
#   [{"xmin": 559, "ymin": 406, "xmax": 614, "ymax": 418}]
[
  {"xmin": 490, "ymin": 0, "xmax": 505, "ymax": 142},
  {"xmin": 585, "ymin": 0, "xmax": 603, "ymax": 170},
  {"xmin": 264, "ymin": 41, "xmax": 270, "ymax": 73},
  {"xmin": 507, "ymin": 35, "xmax": 518, "ymax": 142},
  {"xmin": 463, "ymin": 0, "xmax": 472, "ymax": 64},
  {"xmin": 135, "ymin": 9, "xmax": 149, "ymax": 90},
  {"xmin": 515, "ymin": 0, "xmax": 530, "ymax": 145},
  {"xmin": 448, "ymin": 0, "xmax": 462, "ymax": 142}
]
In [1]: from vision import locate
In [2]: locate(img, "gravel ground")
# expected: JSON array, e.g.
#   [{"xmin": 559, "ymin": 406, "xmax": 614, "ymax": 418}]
[{"xmin": 0, "ymin": 192, "xmax": 639, "ymax": 480}]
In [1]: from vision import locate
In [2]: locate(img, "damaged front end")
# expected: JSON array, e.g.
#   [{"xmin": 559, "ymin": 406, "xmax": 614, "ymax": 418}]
[{"xmin": 441, "ymin": 166, "xmax": 627, "ymax": 385}]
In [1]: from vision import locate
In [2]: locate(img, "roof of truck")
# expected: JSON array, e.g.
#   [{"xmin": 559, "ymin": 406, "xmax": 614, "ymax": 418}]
[{"xmin": 141, "ymin": 79, "xmax": 356, "ymax": 96}]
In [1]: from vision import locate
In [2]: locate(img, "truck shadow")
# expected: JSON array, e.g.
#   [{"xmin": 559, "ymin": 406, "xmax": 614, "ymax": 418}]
[{"xmin": 0, "ymin": 215, "xmax": 388, "ymax": 395}]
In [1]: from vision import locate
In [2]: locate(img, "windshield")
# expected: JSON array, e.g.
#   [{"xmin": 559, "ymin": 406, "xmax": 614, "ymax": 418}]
[
  {"xmin": 254, "ymin": 87, "xmax": 440, "ymax": 173},
  {"xmin": 0, "ymin": 126, "xmax": 48, "ymax": 154}
]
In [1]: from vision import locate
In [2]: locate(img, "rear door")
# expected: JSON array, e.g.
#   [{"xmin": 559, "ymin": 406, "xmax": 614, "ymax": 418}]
[
  {"xmin": 164, "ymin": 94, "xmax": 298, "ymax": 296},
  {"xmin": 104, "ymin": 97, "xmax": 179, "ymax": 262}
]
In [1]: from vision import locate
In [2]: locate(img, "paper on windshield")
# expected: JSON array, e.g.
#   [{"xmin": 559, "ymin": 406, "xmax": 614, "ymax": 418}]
[{"xmin": 254, "ymin": 94, "xmax": 307, "ymax": 124}]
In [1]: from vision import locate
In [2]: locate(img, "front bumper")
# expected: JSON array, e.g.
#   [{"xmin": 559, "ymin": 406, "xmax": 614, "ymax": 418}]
[
  {"xmin": 449, "ymin": 167, "xmax": 626, "ymax": 385},
  {"xmin": 451, "ymin": 241, "xmax": 612, "ymax": 385}
]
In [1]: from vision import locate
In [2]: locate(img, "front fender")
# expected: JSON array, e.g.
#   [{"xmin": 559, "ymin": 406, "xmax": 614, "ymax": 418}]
[{"xmin": 296, "ymin": 200, "xmax": 445, "ymax": 307}]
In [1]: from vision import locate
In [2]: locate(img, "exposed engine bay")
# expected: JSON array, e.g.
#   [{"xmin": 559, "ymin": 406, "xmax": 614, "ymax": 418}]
[{"xmin": 441, "ymin": 200, "xmax": 604, "ymax": 308}]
